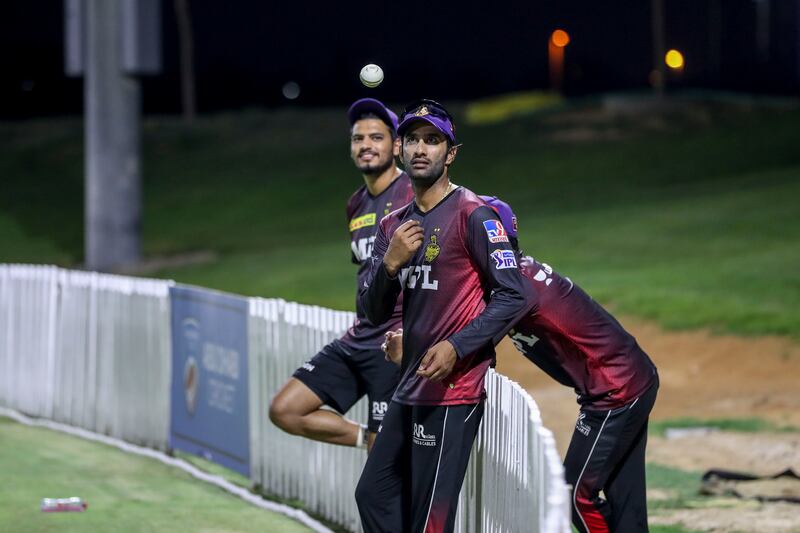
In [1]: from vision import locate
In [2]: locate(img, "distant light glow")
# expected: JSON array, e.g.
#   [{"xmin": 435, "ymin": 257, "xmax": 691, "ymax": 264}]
[
  {"xmin": 282, "ymin": 81, "xmax": 300, "ymax": 100},
  {"xmin": 551, "ymin": 29, "xmax": 570, "ymax": 48},
  {"xmin": 665, "ymin": 49, "xmax": 685, "ymax": 70}
]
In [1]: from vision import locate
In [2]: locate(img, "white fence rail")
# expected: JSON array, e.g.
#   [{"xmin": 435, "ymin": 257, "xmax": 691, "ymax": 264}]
[
  {"xmin": 0, "ymin": 264, "xmax": 570, "ymax": 532},
  {"xmin": 0, "ymin": 265, "xmax": 172, "ymax": 449}
]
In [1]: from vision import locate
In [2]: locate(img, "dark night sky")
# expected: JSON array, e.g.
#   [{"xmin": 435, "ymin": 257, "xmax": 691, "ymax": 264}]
[{"xmin": 1, "ymin": 0, "xmax": 798, "ymax": 118}]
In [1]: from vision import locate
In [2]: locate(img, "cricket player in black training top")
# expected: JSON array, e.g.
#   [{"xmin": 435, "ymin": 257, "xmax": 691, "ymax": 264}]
[
  {"xmin": 269, "ymin": 98, "xmax": 413, "ymax": 451},
  {"xmin": 355, "ymin": 99, "xmax": 536, "ymax": 532},
  {"xmin": 385, "ymin": 196, "xmax": 659, "ymax": 532}
]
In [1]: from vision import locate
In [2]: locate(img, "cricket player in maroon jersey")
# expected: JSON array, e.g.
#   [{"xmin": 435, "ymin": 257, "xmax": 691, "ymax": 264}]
[
  {"xmin": 354, "ymin": 99, "xmax": 536, "ymax": 533},
  {"xmin": 269, "ymin": 98, "xmax": 413, "ymax": 451},
  {"xmin": 385, "ymin": 196, "xmax": 659, "ymax": 533}
]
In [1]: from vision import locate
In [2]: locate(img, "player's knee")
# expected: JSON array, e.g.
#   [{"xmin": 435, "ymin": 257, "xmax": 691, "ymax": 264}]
[
  {"xmin": 268, "ymin": 396, "xmax": 298, "ymax": 433},
  {"xmin": 354, "ymin": 475, "xmax": 374, "ymax": 510}
]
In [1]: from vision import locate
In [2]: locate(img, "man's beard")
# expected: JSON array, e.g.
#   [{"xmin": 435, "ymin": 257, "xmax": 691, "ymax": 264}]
[
  {"xmin": 356, "ymin": 153, "xmax": 394, "ymax": 177},
  {"xmin": 403, "ymin": 155, "xmax": 446, "ymax": 189}
]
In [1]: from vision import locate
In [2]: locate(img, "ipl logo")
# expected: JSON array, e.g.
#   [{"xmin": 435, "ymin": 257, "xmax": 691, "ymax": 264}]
[{"xmin": 490, "ymin": 249, "xmax": 517, "ymax": 270}]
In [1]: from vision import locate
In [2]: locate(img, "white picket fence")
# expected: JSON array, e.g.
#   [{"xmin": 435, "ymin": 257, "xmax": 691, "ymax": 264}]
[{"xmin": 0, "ymin": 264, "xmax": 570, "ymax": 532}]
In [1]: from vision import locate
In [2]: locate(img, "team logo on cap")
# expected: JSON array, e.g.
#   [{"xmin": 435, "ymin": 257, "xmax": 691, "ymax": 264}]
[
  {"xmin": 424, "ymin": 235, "xmax": 440, "ymax": 263},
  {"xmin": 483, "ymin": 220, "xmax": 509, "ymax": 243},
  {"xmin": 415, "ymin": 106, "xmax": 430, "ymax": 117}
]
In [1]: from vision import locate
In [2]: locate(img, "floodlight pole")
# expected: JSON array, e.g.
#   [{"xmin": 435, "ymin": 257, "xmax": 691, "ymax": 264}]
[
  {"xmin": 651, "ymin": 0, "xmax": 666, "ymax": 98},
  {"xmin": 84, "ymin": 0, "xmax": 142, "ymax": 271},
  {"xmin": 66, "ymin": 0, "xmax": 160, "ymax": 271}
]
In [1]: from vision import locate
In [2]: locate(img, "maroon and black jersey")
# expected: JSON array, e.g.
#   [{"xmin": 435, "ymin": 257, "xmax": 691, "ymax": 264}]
[
  {"xmin": 341, "ymin": 173, "xmax": 414, "ymax": 351},
  {"xmin": 511, "ymin": 256, "xmax": 657, "ymax": 409},
  {"xmin": 360, "ymin": 187, "xmax": 536, "ymax": 406}
]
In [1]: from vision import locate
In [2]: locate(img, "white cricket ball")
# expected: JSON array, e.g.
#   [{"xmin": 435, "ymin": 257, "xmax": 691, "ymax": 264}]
[{"xmin": 359, "ymin": 64, "xmax": 384, "ymax": 88}]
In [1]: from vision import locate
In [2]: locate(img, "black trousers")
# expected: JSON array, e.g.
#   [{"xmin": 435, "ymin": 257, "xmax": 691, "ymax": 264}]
[
  {"xmin": 564, "ymin": 377, "xmax": 659, "ymax": 533},
  {"xmin": 355, "ymin": 400, "xmax": 484, "ymax": 533}
]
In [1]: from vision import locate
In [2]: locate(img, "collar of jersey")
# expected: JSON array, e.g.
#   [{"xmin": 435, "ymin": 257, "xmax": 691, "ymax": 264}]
[
  {"xmin": 367, "ymin": 170, "xmax": 406, "ymax": 200},
  {"xmin": 412, "ymin": 185, "xmax": 461, "ymax": 217}
]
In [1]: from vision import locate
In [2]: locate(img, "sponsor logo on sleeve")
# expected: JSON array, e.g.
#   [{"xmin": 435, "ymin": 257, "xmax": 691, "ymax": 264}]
[
  {"xmin": 483, "ymin": 220, "xmax": 509, "ymax": 243},
  {"xmin": 490, "ymin": 249, "xmax": 518, "ymax": 269},
  {"xmin": 349, "ymin": 213, "xmax": 376, "ymax": 232}
]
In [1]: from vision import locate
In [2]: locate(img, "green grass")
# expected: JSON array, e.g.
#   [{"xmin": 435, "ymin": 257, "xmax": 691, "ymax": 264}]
[
  {"xmin": 0, "ymin": 416, "xmax": 717, "ymax": 533},
  {"xmin": 0, "ymin": 416, "xmax": 312, "ymax": 532},
  {"xmin": 649, "ymin": 417, "xmax": 799, "ymax": 437},
  {"xmin": 647, "ymin": 463, "xmax": 705, "ymax": 511},
  {"xmin": 174, "ymin": 451, "xmax": 349, "ymax": 533},
  {"xmin": 1, "ymin": 96, "xmax": 799, "ymax": 338}
]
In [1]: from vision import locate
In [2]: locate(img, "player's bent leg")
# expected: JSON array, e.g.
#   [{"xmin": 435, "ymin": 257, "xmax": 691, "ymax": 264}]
[
  {"xmin": 356, "ymin": 401, "xmax": 410, "ymax": 533},
  {"xmin": 605, "ymin": 422, "xmax": 650, "ymax": 532},
  {"xmin": 269, "ymin": 377, "xmax": 361, "ymax": 447},
  {"xmin": 565, "ymin": 378, "xmax": 659, "ymax": 533},
  {"xmin": 564, "ymin": 409, "xmax": 616, "ymax": 533},
  {"xmin": 605, "ymin": 378, "xmax": 658, "ymax": 532}
]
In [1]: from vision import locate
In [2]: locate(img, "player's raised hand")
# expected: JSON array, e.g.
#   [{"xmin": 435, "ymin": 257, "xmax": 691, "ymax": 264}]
[
  {"xmin": 382, "ymin": 329, "xmax": 404, "ymax": 365},
  {"xmin": 416, "ymin": 340, "xmax": 457, "ymax": 382},
  {"xmin": 383, "ymin": 220, "xmax": 424, "ymax": 276}
]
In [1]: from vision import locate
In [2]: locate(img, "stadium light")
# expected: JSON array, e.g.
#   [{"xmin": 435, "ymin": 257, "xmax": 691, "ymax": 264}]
[
  {"xmin": 551, "ymin": 29, "xmax": 570, "ymax": 48},
  {"xmin": 665, "ymin": 49, "xmax": 685, "ymax": 70}
]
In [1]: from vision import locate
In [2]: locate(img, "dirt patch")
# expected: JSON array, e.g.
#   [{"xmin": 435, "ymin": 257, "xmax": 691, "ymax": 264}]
[
  {"xmin": 648, "ymin": 432, "xmax": 800, "ymax": 474},
  {"xmin": 649, "ymin": 502, "xmax": 800, "ymax": 533},
  {"xmin": 495, "ymin": 316, "xmax": 800, "ymax": 532}
]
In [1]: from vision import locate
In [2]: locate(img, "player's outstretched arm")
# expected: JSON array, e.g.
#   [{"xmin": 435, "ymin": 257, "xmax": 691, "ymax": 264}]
[
  {"xmin": 515, "ymin": 336, "xmax": 578, "ymax": 388},
  {"xmin": 448, "ymin": 207, "xmax": 538, "ymax": 360}
]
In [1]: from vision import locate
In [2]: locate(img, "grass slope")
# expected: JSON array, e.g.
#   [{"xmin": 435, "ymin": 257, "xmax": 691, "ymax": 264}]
[
  {"xmin": 0, "ymin": 417, "xmax": 311, "ymax": 532},
  {"xmin": 1, "ymin": 97, "xmax": 798, "ymax": 336}
]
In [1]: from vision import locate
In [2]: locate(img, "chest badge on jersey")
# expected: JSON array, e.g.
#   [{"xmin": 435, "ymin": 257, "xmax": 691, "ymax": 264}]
[
  {"xmin": 384, "ymin": 201, "xmax": 393, "ymax": 215},
  {"xmin": 424, "ymin": 235, "xmax": 441, "ymax": 263},
  {"xmin": 491, "ymin": 249, "xmax": 517, "ymax": 269},
  {"xmin": 483, "ymin": 220, "xmax": 509, "ymax": 243}
]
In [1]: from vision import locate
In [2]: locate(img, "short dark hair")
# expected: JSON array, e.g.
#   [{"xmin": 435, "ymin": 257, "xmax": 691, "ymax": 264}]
[{"xmin": 353, "ymin": 112, "xmax": 397, "ymax": 140}]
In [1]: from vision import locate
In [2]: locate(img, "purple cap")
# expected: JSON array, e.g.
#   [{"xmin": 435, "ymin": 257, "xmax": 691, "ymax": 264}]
[
  {"xmin": 347, "ymin": 98, "xmax": 398, "ymax": 133},
  {"xmin": 480, "ymin": 195, "xmax": 518, "ymax": 239},
  {"xmin": 397, "ymin": 100, "xmax": 457, "ymax": 145}
]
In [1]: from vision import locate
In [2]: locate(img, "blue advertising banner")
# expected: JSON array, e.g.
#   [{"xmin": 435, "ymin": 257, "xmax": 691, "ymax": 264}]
[{"xmin": 169, "ymin": 285, "xmax": 250, "ymax": 476}]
